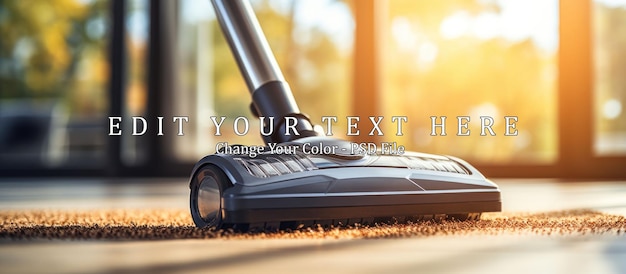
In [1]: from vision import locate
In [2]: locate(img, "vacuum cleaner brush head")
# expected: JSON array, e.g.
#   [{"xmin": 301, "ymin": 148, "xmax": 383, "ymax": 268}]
[{"xmin": 189, "ymin": 137, "xmax": 501, "ymax": 229}]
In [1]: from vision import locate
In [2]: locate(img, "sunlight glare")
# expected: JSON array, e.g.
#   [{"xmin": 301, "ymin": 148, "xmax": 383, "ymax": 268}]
[
  {"xmin": 417, "ymin": 42, "xmax": 438, "ymax": 66},
  {"xmin": 603, "ymin": 99, "xmax": 623, "ymax": 120},
  {"xmin": 392, "ymin": 17, "xmax": 418, "ymax": 51},
  {"xmin": 439, "ymin": 0, "xmax": 558, "ymax": 53},
  {"xmin": 439, "ymin": 11, "xmax": 471, "ymax": 39}
]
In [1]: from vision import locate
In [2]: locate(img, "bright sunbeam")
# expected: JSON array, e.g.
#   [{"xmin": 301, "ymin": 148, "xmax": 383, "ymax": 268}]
[
  {"xmin": 439, "ymin": 11, "xmax": 471, "ymax": 39},
  {"xmin": 596, "ymin": 0, "xmax": 626, "ymax": 7},
  {"xmin": 392, "ymin": 17, "xmax": 418, "ymax": 50},
  {"xmin": 603, "ymin": 99, "xmax": 623, "ymax": 120},
  {"xmin": 439, "ymin": 0, "xmax": 558, "ymax": 53}
]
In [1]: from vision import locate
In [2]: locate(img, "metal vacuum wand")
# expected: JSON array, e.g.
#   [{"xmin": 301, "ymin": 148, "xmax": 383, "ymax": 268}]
[{"xmin": 210, "ymin": 0, "xmax": 318, "ymax": 144}]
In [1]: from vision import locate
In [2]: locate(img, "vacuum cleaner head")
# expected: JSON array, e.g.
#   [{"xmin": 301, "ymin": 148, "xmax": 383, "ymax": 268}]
[
  {"xmin": 189, "ymin": 0, "xmax": 501, "ymax": 229},
  {"xmin": 189, "ymin": 137, "xmax": 500, "ymax": 229}
]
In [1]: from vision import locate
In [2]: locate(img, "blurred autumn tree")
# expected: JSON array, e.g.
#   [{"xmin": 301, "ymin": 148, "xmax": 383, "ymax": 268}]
[
  {"xmin": 382, "ymin": 0, "xmax": 558, "ymax": 163},
  {"xmin": 0, "ymin": 0, "xmax": 109, "ymax": 117}
]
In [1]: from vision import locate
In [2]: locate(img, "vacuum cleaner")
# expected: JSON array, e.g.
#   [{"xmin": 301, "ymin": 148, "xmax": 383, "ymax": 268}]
[{"xmin": 189, "ymin": 0, "xmax": 501, "ymax": 229}]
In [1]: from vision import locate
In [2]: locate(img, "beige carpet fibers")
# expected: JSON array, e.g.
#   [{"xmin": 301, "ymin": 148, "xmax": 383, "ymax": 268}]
[{"xmin": 1, "ymin": 209, "xmax": 625, "ymax": 240}]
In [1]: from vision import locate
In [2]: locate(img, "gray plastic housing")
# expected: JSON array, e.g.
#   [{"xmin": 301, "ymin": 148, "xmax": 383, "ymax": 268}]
[{"xmin": 189, "ymin": 137, "xmax": 501, "ymax": 224}]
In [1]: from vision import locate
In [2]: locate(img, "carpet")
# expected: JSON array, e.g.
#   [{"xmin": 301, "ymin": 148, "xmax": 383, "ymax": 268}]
[{"xmin": 1, "ymin": 209, "xmax": 625, "ymax": 240}]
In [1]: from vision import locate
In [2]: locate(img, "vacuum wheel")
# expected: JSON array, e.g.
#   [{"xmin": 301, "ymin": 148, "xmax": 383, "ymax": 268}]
[{"xmin": 190, "ymin": 164, "xmax": 233, "ymax": 228}]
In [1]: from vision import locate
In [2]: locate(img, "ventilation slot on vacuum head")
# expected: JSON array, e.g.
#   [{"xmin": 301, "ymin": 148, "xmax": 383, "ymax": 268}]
[
  {"xmin": 400, "ymin": 156, "xmax": 470, "ymax": 175},
  {"xmin": 234, "ymin": 154, "xmax": 317, "ymax": 178}
]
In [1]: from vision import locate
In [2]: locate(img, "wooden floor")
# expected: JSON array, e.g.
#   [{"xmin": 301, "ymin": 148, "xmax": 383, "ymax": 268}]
[{"xmin": 0, "ymin": 178, "xmax": 625, "ymax": 274}]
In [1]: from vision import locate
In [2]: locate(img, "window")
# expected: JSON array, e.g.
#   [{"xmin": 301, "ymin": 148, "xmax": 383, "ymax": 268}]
[
  {"xmin": 0, "ymin": 0, "xmax": 110, "ymax": 169},
  {"xmin": 0, "ymin": 0, "xmax": 623, "ymax": 178},
  {"xmin": 382, "ymin": 0, "xmax": 558, "ymax": 164},
  {"xmin": 120, "ymin": 0, "xmax": 149, "ymax": 165},
  {"xmin": 594, "ymin": 0, "xmax": 626, "ymax": 155}
]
